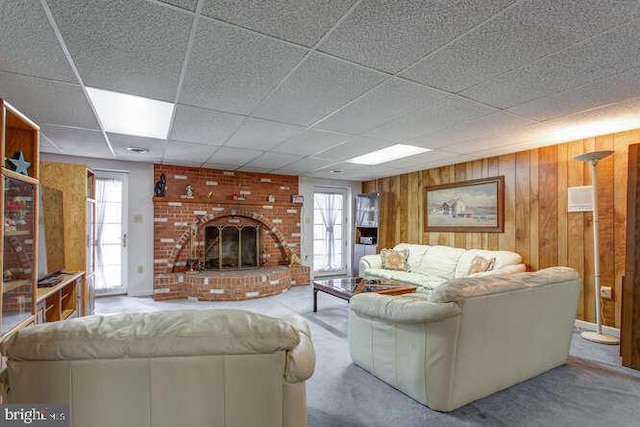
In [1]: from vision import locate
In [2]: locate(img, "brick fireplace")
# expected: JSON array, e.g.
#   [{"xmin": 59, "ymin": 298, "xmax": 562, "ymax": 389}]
[{"xmin": 153, "ymin": 165, "xmax": 310, "ymax": 301}]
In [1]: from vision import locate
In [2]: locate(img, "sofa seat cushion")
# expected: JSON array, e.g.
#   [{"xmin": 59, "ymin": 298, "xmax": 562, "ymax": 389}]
[
  {"xmin": 1, "ymin": 309, "xmax": 302, "ymax": 361},
  {"xmin": 364, "ymin": 269, "xmax": 448, "ymax": 290},
  {"xmin": 411, "ymin": 245, "xmax": 466, "ymax": 279}
]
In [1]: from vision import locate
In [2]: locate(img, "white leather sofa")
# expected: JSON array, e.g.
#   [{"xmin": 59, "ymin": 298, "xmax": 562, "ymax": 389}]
[
  {"xmin": 349, "ymin": 267, "xmax": 580, "ymax": 412},
  {"xmin": 359, "ymin": 243, "xmax": 526, "ymax": 291},
  {"xmin": 0, "ymin": 309, "xmax": 315, "ymax": 427}
]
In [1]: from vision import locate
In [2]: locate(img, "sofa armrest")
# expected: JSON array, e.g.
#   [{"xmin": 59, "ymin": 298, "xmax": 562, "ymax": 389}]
[
  {"xmin": 359, "ymin": 254, "xmax": 382, "ymax": 276},
  {"xmin": 280, "ymin": 314, "xmax": 316, "ymax": 384},
  {"xmin": 350, "ymin": 293, "xmax": 461, "ymax": 324},
  {"xmin": 469, "ymin": 263, "xmax": 526, "ymax": 277}
]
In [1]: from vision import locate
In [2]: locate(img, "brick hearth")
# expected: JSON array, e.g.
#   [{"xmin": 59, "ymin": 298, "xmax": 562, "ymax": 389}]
[{"xmin": 153, "ymin": 165, "xmax": 310, "ymax": 301}]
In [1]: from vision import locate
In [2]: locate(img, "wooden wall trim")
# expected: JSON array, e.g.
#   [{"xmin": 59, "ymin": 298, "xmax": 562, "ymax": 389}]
[{"xmin": 622, "ymin": 143, "xmax": 640, "ymax": 369}]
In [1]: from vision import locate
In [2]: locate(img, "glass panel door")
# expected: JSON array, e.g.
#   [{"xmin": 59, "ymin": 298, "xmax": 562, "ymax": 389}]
[
  {"xmin": 313, "ymin": 190, "xmax": 347, "ymax": 276},
  {"xmin": 2, "ymin": 176, "xmax": 35, "ymax": 333},
  {"xmin": 95, "ymin": 171, "xmax": 128, "ymax": 295}
]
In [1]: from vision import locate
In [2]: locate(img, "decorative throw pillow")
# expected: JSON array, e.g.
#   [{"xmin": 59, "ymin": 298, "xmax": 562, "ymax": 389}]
[
  {"xmin": 381, "ymin": 248, "xmax": 410, "ymax": 271},
  {"xmin": 467, "ymin": 255, "xmax": 496, "ymax": 275}
]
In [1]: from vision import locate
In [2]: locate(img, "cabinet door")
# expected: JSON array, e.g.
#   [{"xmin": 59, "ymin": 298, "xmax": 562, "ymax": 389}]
[{"xmin": 2, "ymin": 176, "xmax": 36, "ymax": 335}]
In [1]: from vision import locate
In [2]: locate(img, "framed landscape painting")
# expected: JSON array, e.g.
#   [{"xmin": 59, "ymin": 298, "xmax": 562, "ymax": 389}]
[{"xmin": 424, "ymin": 176, "xmax": 505, "ymax": 233}]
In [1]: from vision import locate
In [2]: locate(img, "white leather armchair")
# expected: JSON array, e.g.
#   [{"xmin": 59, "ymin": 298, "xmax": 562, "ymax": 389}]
[
  {"xmin": 0, "ymin": 309, "xmax": 315, "ymax": 427},
  {"xmin": 349, "ymin": 267, "xmax": 580, "ymax": 412}
]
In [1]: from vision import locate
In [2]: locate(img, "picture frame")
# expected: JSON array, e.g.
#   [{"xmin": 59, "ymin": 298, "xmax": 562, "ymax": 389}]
[
  {"xmin": 424, "ymin": 176, "xmax": 505, "ymax": 233},
  {"xmin": 291, "ymin": 194, "xmax": 304, "ymax": 204}
]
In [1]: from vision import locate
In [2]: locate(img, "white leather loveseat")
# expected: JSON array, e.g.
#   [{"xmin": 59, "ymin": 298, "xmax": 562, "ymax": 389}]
[
  {"xmin": 349, "ymin": 267, "xmax": 580, "ymax": 412},
  {"xmin": 0, "ymin": 309, "xmax": 315, "ymax": 427},
  {"xmin": 359, "ymin": 243, "xmax": 526, "ymax": 291}
]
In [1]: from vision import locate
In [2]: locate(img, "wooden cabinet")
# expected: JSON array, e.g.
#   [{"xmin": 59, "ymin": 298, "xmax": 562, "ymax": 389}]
[
  {"xmin": 1, "ymin": 99, "xmax": 39, "ymax": 340},
  {"xmin": 36, "ymin": 272, "xmax": 83, "ymax": 323},
  {"xmin": 40, "ymin": 162, "xmax": 96, "ymax": 316}
]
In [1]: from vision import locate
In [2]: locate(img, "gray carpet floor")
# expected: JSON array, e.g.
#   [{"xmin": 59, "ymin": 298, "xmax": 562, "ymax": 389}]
[{"xmin": 96, "ymin": 286, "xmax": 640, "ymax": 427}]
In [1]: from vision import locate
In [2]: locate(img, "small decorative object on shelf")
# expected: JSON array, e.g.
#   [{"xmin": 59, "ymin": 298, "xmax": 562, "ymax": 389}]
[
  {"xmin": 183, "ymin": 185, "xmax": 194, "ymax": 199},
  {"xmin": 292, "ymin": 194, "xmax": 304, "ymax": 204},
  {"xmin": 6, "ymin": 150, "xmax": 31, "ymax": 175},
  {"xmin": 267, "ymin": 194, "xmax": 275, "ymax": 203},
  {"xmin": 262, "ymin": 247, "xmax": 269, "ymax": 266},
  {"xmin": 154, "ymin": 173, "xmax": 167, "ymax": 197},
  {"xmin": 232, "ymin": 193, "xmax": 238, "ymax": 201},
  {"xmin": 207, "ymin": 191, "xmax": 214, "ymax": 199}
]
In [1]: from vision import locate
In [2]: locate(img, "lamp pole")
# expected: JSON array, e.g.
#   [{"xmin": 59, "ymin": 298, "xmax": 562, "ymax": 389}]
[{"xmin": 573, "ymin": 150, "xmax": 618, "ymax": 344}]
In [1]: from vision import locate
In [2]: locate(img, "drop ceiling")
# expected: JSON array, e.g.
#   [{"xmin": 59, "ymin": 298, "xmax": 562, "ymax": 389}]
[{"xmin": 3, "ymin": 0, "xmax": 640, "ymax": 181}]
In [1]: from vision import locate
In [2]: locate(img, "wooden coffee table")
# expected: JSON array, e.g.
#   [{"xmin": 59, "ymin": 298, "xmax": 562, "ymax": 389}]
[{"xmin": 312, "ymin": 277, "xmax": 416, "ymax": 312}]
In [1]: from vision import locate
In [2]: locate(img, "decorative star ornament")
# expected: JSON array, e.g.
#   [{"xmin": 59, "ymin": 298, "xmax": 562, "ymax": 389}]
[{"xmin": 6, "ymin": 151, "xmax": 31, "ymax": 175}]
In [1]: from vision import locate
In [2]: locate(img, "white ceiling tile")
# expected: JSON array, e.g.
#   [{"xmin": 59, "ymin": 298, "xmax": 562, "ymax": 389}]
[
  {"xmin": 270, "ymin": 129, "xmax": 350, "ymax": 156},
  {"xmin": 402, "ymin": 0, "xmax": 640, "ymax": 92},
  {"xmin": 364, "ymin": 95, "xmax": 496, "ymax": 142},
  {"xmin": 158, "ymin": 0, "xmax": 197, "ymax": 11},
  {"xmin": 225, "ymin": 118, "xmax": 304, "ymax": 150},
  {"xmin": 163, "ymin": 159, "xmax": 205, "ymax": 168},
  {"xmin": 236, "ymin": 166, "xmax": 273, "ymax": 173},
  {"xmin": 39, "ymin": 135, "xmax": 63, "ymax": 154},
  {"xmin": 319, "ymin": 0, "xmax": 515, "ymax": 73},
  {"xmin": 272, "ymin": 157, "xmax": 336, "ymax": 175},
  {"xmin": 180, "ymin": 18, "xmax": 307, "ymax": 114},
  {"xmin": 315, "ymin": 78, "xmax": 447, "ymax": 134},
  {"xmin": 509, "ymin": 67, "xmax": 640, "ymax": 121},
  {"xmin": 108, "ymin": 133, "xmax": 166, "ymax": 162},
  {"xmin": 201, "ymin": 0, "xmax": 355, "ymax": 47},
  {"xmin": 47, "ymin": 0, "xmax": 193, "ymax": 102},
  {"xmin": 253, "ymin": 52, "xmax": 387, "ymax": 125},
  {"xmin": 205, "ymin": 146, "xmax": 263, "ymax": 166},
  {"xmin": 0, "ymin": 0, "xmax": 75, "ymax": 82},
  {"xmin": 462, "ymin": 20, "xmax": 640, "ymax": 108},
  {"xmin": 0, "ymin": 72, "xmax": 99, "ymax": 129},
  {"xmin": 170, "ymin": 104, "xmax": 245, "ymax": 145},
  {"xmin": 242, "ymin": 151, "xmax": 301, "ymax": 169},
  {"xmin": 40, "ymin": 125, "xmax": 113, "ymax": 158},
  {"xmin": 408, "ymin": 112, "xmax": 534, "ymax": 150},
  {"xmin": 312, "ymin": 137, "xmax": 390, "ymax": 161},
  {"xmin": 383, "ymin": 150, "xmax": 460, "ymax": 169},
  {"xmin": 164, "ymin": 140, "xmax": 219, "ymax": 161}
]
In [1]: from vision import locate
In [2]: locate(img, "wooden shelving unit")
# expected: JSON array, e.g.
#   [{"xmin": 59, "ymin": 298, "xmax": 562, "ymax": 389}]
[
  {"xmin": 1, "ymin": 99, "xmax": 39, "ymax": 341},
  {"xmin": 36, "ymin": 272, "xmax": 83, "ymax": 323},
  {"xmin": 40, "ymin": 162, "xmax": 96, "ymax": 316}
]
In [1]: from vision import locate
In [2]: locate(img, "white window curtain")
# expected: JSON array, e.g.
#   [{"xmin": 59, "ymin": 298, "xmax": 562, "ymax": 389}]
[
  {"xmin": 95, "ymin": 177, "xmax": 120, "ymax": 292},
  {"xmin": 314, "ymin": 193, "xmax": 342, "ymax": 270}
]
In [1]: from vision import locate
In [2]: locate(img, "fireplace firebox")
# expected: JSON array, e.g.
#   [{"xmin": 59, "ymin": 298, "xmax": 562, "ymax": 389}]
[{"xmin": 205, "ymin": 225, "xmax": 262, "ymax": 270}]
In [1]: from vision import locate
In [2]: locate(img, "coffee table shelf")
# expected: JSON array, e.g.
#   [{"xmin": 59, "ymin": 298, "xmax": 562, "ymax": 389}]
[{"xmin": 312, "ymin": 277, "xmax": 416, "ymax": 312}]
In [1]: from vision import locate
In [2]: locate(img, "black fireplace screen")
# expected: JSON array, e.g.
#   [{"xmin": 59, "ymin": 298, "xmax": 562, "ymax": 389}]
[{"xmin": 205, "ymin": 225, "xmax": 261, "ymax": 269}]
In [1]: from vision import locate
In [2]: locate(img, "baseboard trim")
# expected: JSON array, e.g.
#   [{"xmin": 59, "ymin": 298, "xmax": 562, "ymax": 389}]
[{"xmin": 575, "ymin": 320, "xmax": 621, "ymax": 338}]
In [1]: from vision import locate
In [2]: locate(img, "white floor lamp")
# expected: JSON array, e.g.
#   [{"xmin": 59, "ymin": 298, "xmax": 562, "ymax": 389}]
[{"xmin": 573, "ymin": 150, "xmax": 619, "ymax": 345}]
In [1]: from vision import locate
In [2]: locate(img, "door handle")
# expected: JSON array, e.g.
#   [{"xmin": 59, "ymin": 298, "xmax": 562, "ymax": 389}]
[{"xmin": 123, "ymin": 233, "xmax": 127, "ymax": 248}]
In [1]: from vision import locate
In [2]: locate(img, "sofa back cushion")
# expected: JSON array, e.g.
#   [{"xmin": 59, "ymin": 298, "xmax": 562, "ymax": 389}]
[
  {"xmin": 411, "ymin": 245, "xmax": 466, "ymax": 280},
  {"xmin": 393, "ymin": 243, "xmax": 430, "ymax": 269},
  {"xmin": 454, "ymin": 249, "xmax": 522, "ymax": 278},
  {"xmin": 1, "ymin": 309, "xmax": 300, "ymax": 361}
]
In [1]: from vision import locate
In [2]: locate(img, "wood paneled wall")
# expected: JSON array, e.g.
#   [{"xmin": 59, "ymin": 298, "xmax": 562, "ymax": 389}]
[{"xmin": 363, "ymin": 129, "xmax": 640, "ymax": 327}]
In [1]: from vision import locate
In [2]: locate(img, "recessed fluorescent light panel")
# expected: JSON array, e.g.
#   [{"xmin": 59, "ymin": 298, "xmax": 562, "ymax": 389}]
[
  {"xmin": 86, "ymin": 87, "xmax": 174, "ymax": 139},
  {"xmin": 347, "ymin": 144, "xmax": 431, "ymax": 165}
]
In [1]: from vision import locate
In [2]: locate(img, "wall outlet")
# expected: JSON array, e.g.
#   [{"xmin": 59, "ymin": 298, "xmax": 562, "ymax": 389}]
[
  {"xmin": 137, "ymin": 265, "xmax": 144, "ymax": 274},
  {"xmin": 600, "ymin": 286, "xmax": 613, "ymax": 300}
]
